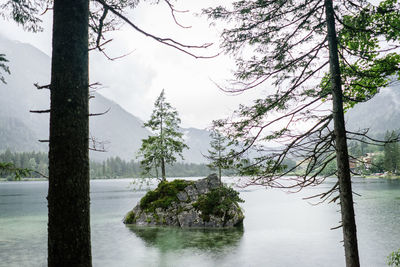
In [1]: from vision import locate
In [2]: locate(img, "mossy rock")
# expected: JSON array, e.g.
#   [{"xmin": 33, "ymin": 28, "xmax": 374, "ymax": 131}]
[
  {"xmin": 124, "ymin": 210, "xmax": 136, "ymax": 224},
  {"xmin": 139, "ymin": 179, "xmax": 194, "ymax": 212},
  {"xmin": 123, "ymin": 174, "xmax": 245, "ymax": 228}
]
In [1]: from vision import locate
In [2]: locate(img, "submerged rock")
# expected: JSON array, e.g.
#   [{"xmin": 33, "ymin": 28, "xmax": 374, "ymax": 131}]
[{"xmin": 124, "ymin": 174, "xmax": 244, "ymax": 228}]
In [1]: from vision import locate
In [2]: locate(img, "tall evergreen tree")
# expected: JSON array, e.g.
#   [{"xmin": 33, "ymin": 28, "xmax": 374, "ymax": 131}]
[
  {"xmin": 206, "ymin": 127, "xmax": 230, "ymax": 181},
  {"xmin": 2, "ymin": 1, "xmax": 211, "ymax": 265},
  {"xmin": 384, "ymin": 130, "xmax": 400, "ymax": 173},
  {"xmin": 205, "ymin": 1, "xmax": 400, "ymax": 266},
  {"xmin": 47, "ymin": 1, "xmax": 91, "ymax": 266},
  {"xmin": 137, "ymin": 89, "xmax": 188, "ymax": 181}
]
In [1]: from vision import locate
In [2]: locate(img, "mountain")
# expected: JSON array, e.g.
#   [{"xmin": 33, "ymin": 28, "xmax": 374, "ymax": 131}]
[
  {"xmin": 345, "ymin": 85, "xmax": 400, "ymax": 136},
  {"xmin": 0, "ymin": 35, "xmax": 50, "ymax": 153},
  {"xmin": 3, "ymin": 35, "xmax": 400, "ymax": 163},
  {"xmin": 182, "ymin": 127, "xmax": 212, "ymax": 163},
  {"xmin": 0, "ymin": 35, "xmax": 211, "ymax": 163}
]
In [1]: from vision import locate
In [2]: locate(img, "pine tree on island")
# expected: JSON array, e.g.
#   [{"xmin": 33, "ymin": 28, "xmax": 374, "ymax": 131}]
[
  {"xmin": 206, "ymin": 127, "xmax": 232, "ymax": 182},
  {"xmin": 137, "ymin": 89, "xmax": 188, "ymax": 181}
]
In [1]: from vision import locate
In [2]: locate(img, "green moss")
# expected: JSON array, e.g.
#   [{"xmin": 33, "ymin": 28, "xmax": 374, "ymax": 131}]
[
  {"xmin": 140, "ymin": 179, "xmax": 193, "ymax": 212},
  {"xmin": 153, "ymin": 212, "xmax": 160, "ymax": 223},
  {"xmin": 124, "ymin": 211, "xmax": 136, "ymax": 224},
  {"xmin": 193, "ymin": 186, "xmax": 244, "ymax": 222},
  {"xmin": 387, "ymin": 248, "xmax": 400, "ymax": 267},
  {"xmin": 177, "ymin": 206, "xmax": 186, "ymax": 214},
  {"xmin": 234, "ymin": 209, "xmax": 245, "ymax": 227}
]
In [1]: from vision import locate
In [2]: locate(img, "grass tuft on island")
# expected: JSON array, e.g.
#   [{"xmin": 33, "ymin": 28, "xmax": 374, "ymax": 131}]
[{"xmin": 139, "ymin": 179, "xmax": 194, "ymax": 212}]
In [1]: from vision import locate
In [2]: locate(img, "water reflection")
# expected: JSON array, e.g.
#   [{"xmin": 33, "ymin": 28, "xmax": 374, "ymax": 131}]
[
  {"xmin": 127, "ymin": 225, "xmax": 244, "ymax": 253},
  {"xmin": 2, "ymin": 179, "xmax": 399, "ymax": 266}
]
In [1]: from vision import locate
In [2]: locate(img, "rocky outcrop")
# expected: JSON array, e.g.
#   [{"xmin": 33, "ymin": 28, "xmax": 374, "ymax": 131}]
[{"xmin": 124, "ymin": 174, "xmax": 244, "ymax": 228}]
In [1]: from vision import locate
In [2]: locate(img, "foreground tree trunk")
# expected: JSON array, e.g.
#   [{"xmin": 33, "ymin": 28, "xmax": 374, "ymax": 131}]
[
  {"xmin": 325, "ymin": 1, "xmax": 360, "ymax": 266},
  {"xmin": 48, "ymin": 1, "xmax": 91, "ymax": 266}
]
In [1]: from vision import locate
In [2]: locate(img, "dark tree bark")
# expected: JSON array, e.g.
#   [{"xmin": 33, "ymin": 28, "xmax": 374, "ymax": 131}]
[
  {"xmin": 47, "ymin": 1, "xmax": 91, "ymax": 266},
  {"xmin": 161, "ymin": 157, "xmax": 166, "ymax": 181},
  {"xmin": 160, "ymin": 110, "xmax": 166, "ymax": 181},
  {"xmin": 218, "ymin": 147, "xmax": 222, "ymax": 182},
  {"xmin": 325, "ymin": 1, "xmax": 360, "ymax": 266}
]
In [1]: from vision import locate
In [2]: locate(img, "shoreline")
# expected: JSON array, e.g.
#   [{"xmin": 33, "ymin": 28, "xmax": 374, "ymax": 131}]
[{"xmin": 1, "ymin": 175, "xmax": 400, "ymax": 182}]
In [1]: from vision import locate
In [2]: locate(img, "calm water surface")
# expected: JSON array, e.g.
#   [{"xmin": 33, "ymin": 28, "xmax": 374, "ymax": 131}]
[{"xmin": 0, "ymin": 177, "xmax": 399, "ymax": 267}]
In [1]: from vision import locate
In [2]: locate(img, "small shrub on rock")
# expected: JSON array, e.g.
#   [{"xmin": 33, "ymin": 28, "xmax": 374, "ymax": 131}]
[{"xmin": 193, "ymin": 186, "xmax": 244, "ymax": 222}]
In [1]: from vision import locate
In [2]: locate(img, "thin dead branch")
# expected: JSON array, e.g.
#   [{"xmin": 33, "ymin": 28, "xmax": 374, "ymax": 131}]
[
  {"xmin": 89, "ymin": 107, "xmax": 111, "ymax": 117},
  {"xmin": 30, "ymin": 109, "xmax": 50, "ymax": 113}
]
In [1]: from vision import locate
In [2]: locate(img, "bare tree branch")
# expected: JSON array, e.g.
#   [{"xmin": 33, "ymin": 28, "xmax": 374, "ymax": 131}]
[
  {"xmin": 89, "ymin": 134, "xmax": 108, "ymax": 152},
  {"xmin": 89, "ymin": 107, "xmax": 111, "ymax": 117},
  {"xmin": 30, "ymin": 109, "xmax": 50, "ymax": 113},
  {"xmin": 163, "ymin": 0, "xmax": 191, "ymax": 29},
  {"xmin": 94, "ymin": 0, "xmax": 217, "ymax": 59},
  {"xmin": 34, "ymin": 83, "xmax": 51, "ymax": 90}
]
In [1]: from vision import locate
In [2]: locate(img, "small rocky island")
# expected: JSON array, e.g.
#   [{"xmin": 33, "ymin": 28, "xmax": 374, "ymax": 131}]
[{"xmin": 124, "ymin": 174, "xmax": 244, "ymax": 227}]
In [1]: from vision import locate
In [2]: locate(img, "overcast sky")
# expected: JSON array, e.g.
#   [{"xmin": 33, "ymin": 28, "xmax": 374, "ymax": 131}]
[{"xmin": 0, "ymin": 0, "xmax": 264, "ymax": 129}]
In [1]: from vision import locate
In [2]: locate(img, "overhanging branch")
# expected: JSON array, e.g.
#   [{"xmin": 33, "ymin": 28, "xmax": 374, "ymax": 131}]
[{"xmin": 94, "ymin": 0, "xmax": 217, "ymax": 59}]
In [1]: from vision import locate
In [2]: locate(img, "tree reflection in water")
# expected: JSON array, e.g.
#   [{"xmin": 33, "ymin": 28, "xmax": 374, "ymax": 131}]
[{"xmin": 127, "ymin": 225, "xmax": 244, "ymax": 253}]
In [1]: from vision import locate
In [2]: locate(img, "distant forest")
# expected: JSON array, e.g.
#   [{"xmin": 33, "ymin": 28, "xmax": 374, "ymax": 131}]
[
  {"xmin": 0, "ymin": 150, "xmax": 226, "ymax": 180},
  {"xmin": 3, "ymin": 133, "xmax": 400, "ymax": 180}
]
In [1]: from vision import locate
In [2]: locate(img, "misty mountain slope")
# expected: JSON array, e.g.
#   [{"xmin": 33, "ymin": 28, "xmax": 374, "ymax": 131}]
[
  {"xmin": 0, "ymin": 35, "xmax": 50, "ymax": 151},
  {"xmin": 0, "ymin": 35, "xmax": 212, "ymax": 163},
  {"xmin": 0, "ymin": 35, "xmax": 152, "ymax": 161},
  {"xmin": 182, "ymin": 127, "xmax": 211, "ymax": 164},
  {"xmin": 345, "ymin": 86, "xmax": 400, "ymax": 135},
  {"xmin": 2, "ymin": 34, "xmax": 400, "ymax": 163},
  {"xmin": 89, "ymin": 92, "xmax": 151, "ymax": 160},
  {"xmin": 0, "ymin": 116, "xmax": 43, "ymax": 151}
]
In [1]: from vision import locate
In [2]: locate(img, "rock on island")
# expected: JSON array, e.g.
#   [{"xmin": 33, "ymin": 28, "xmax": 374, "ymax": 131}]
[{"xmin": 124, "ymin": 174, "xmax": 244, "ymax": 227}]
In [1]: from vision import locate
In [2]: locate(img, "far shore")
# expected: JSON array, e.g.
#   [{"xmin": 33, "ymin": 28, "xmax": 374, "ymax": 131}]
[
  {"xmin": 1, "ymin": 175, "xmax": 400, "ymax": 183},
  {"xmin": 356, "ymin": 175, "xmax": 400, "ymax": 179}
]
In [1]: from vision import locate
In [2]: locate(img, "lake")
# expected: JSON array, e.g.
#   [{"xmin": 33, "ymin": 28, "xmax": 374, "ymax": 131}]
[{"xmin": 0, "ymin": 177, "xmax": 399, "ymax": 266}]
